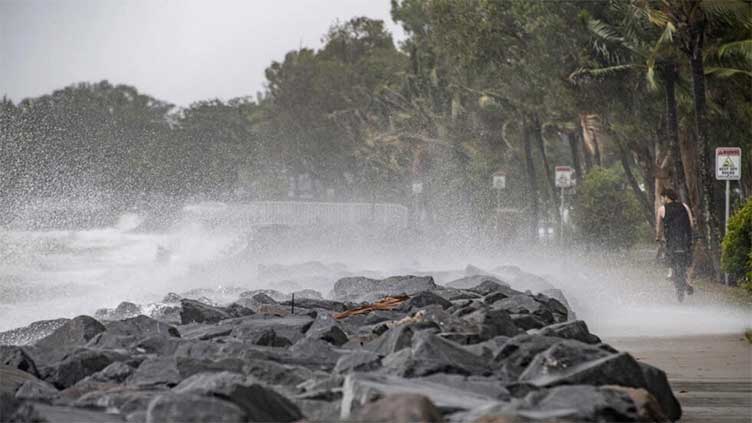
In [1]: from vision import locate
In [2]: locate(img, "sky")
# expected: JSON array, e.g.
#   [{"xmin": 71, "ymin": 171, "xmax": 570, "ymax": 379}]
[{"xmin": 0, "ymin": 0, "xmax": 405, "ymax": 106}]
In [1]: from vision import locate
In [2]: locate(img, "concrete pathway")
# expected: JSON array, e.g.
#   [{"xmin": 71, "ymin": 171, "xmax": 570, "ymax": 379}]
[{"xmin": 608, "ymin": 334, "xmax": 752, "ymax": 422}]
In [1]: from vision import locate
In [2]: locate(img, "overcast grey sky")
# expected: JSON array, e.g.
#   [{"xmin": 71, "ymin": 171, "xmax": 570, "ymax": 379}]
[{"xmin": 0, "ymin": 0, "xmax": 404, "ymax": 106}]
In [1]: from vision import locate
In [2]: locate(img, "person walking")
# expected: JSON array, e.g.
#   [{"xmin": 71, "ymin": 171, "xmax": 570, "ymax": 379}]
[{"xmin": 656, "ymin": 188, "xmax": 695, "ymax": 301}]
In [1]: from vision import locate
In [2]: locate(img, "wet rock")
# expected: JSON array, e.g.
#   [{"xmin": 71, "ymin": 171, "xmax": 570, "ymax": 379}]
[
  {"xmin": 638, "ymin": 362, "xmax": 682, "ymax": 422},
  {"xmin": 230, "ymin": 315, "xmax": 313, "ymax": 345},
  {"xmin": 174, "ymin": 371, "xmax": 302, "ymax": 422},
  {"xmin": 334, "ymin": 350, "xmax": 382, "ymax": 374},
  {"xmin": 146, "ymin": 392, "xmax": 246, "ymax": 423},
  {"xmin": 446, "ymin": 275, "xmax": 509, "ymax": 291},
  {"xmin": 9, "ymin": 402, "xmax": 127, "ymax": 423},
  {"xmin": 518, "ymin": 340, "xmax": 613, "ymax": 383},
  {"xmin": 87, "ymin": 315, "xmax": 181, "ymax": 349},
  {"xmin": 179, "ymin": 299, "xmax": 227, "ymax": 324},
  {"xmin": 40, "ymin": 349, "xmax": 119, "ymax": 389},
  {"xmin": 281, "ymin": 297, "xmax": 348, "ymax": 312},
  {"xmin": 382, "ymin": 332, "xmax": 491, "ymax": 377},
  {"xmin": 128, "ymin": 356, "xmax": 182, "ymax": 387},
  {"xmin": 510, "ymin": 313, "xmax": 549, "ymax": 330},
  {"xmin": 463, "ymin": 385, "xmax": 639, "ymax": 422},
  {"xmin": 95, "ymin": 301, "xmax": 142, "ymax": 321},
  {"xmin": 72, "ymin": 385, "xmax": 166, "ymax": 416},
  {"xmin": 400, "ymin": 291, "xmax": 453, "ymax": 311},
  {"xmin": 239, "ymin": 289, "xmax": 287, "ymax": 302},
  {"xmin": 243, "ymin": 359, "xmax": 316, "ymax": 389},
  {"xmin": 520, "ymin": 350, "xmax": 681, "ymax": 422},
  {"xmin": 83, "ymin": 361, "xmax": 135, "ymax": 384},
  {"xmin": 132, "ymin": 335, "xmax": 186, "ymax": 356},
  {"xmin": 530, "ymin": 320, "xmax": 601, "ymax": 344},
  {"xmin": 433, "ymin": 288, "xmax": 482, "ymax": 301},
  {"xmin": 0, "ymin": 318, "xmax": 69, "ymax": 346},
  {"xmin": 305, "ymin": 315, "xmax": 348, "ymax": 346},
  {"xmin": 0, "ymin": 345, "xmax": 39, "ymax": 376},
  {"xmin": 340, "ymin": 372, "xmax": 499, "ymax": 419},
  {"xmin": 462, "ymin": 336, "xmax": 510, "ymax": 360},
  {"xmin": 462, "ymin": 308, "xmax": 524, "ymax": 340},
  {"xmin": 365, "ymin": 322, "xmax": 439, "ymax": 356},
  {"xmin": 14, "ymin": 378, "xmax": 59, "ymax": 402},
  {"xmin": 332, "ymin": 275, "xmax": 438, "ymax": 303},
  {"xmin": 353, "ymin": 393, "xmax": 444, "ymax": 423},
  {"xmin": 287, "ymin": 337, "xmax": 343, "ymax": 369},
  {"xmin": 34, "ymin": 315, "xmax": 106, "ymax": 362},
  {"xmin": 0, "ymin": 365, "xmax": 40, "ymax": 396},
  {"xmin": 492, "ymin": 335, "xmax": 566, "ymax": 380}
]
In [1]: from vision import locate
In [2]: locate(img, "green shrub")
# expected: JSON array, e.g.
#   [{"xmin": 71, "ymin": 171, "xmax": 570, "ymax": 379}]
[
  {"xmin": 721, "ymin": 198, "xmax": 752, "ymax": 290},
  {"xmin": 573, "ymin": 167, "xmax": 643, "ymax": 250}
]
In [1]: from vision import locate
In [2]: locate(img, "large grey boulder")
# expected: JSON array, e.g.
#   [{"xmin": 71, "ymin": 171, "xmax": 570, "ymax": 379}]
[
  {"xmin": 364, "ymin": 322, "xmax": 439, "ymax": 356},
  {"xmin": 461, "ymin": 385, "xmax": 641, "ymax": 422},
  {"xmin": 39, "ymin": 349, "xmax": 119, "ymax": 389},
  {"xmin": 230, "ymin": 315, "xmax": 314, "ymax": 345},
  {"xmin": 87, "ymin": 315, "xmax": 181, "ymax": 349},
  {"xmin": 179, "ymin": 299, "xmax": 253, "ymax": 324},
  {"xmin": 0, "ymin": 345, "xmax": 39, "ymax": 376},
  {"xmin": 530, "ymin": 320, "xmax": 601, "ymax": 344},
  {"xmin": 33, "ymin": 316, "xmax": 105, "ymax": 363},
  {"xmin": 461, "ymin": 308, "xmax": 524, "ymax": 340},
  {"xmin": 340, "ymin": 372, "xmax": 499, "ymax": 419},
  {"xmin": 492, "ymin": 335, "xmax": 567, "ymax": 381},
  {"xmin": 381, "ymin": 332, "xmax": 491, "ymax": 377},
  {"xmin": 520, "ymin": 349, "xmax": 681, "ymax": 422},
  {"xmin": 332, "ymin": 275, "xmax": 438, "ymax": 303},
  {"xmin": 353, "ymin": 393, "xmax": 444, "ymax": 423},
  {"xmin": 146, "ymin": 393, "xmax": 246, "ymax": 423},
  {"xmin": 334, "ymin": 351, "xmax": 382, "ymax": 374},
  {"xmin": 173, "ymin": 371, "xmax": 302, "ymax": 422}
]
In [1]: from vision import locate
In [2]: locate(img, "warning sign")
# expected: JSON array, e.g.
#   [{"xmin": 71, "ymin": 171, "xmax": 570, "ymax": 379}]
[
  {"xmin": 492, "ymin": 171, "xmax": 506, "ymax": 189},
  {"xmin": 555, "ymin": 166, "xmax": 574, "ymax": 188},
  {"xmin": 716, "ymin": 147, "xmax": 741, "ymax": 180}
]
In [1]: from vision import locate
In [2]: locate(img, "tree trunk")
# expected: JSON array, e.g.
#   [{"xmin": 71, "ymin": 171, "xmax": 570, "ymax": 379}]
[
  {"xmin": 532, "ymin": 115, "xmax": 558, "ymax": 210},
  {"xmin": 523, "ymin": 120, "xmax": 539, "ymax": 241},
  {"xmin": 568, "ymin": 131, "xmax": 583, "ymax": 183},
  {"xmin": 616, "ymin": 136, "xmax": 654, "ymax": 228},
  {"xmin": 663, "ymin": 63, "xmax": 689, "ymax": 204},
  {"xmin": 688, "ymin": 19, "xmax": 721, "ymax": 280}
]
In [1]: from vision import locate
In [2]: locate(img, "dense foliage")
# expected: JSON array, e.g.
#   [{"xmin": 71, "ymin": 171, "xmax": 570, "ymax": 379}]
[
  {"xmin": 721, "ymin": 198, "xmax": 752, "ymax": 290},
  {"xmin": 573, "ymin": 167, "xmax": 644, "ymax": 249}
]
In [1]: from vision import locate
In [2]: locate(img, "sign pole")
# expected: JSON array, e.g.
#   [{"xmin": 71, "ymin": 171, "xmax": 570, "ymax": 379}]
[
  {"xmin": 715, "ymin": 147, "xmax": 741, "ymax": 285},
  {"xmin": 560, "ymin": 187, "xmax": 565, "ymax": 245},
  {"xmin": 725, "ymin": 179, "xmax": 730, "ymax": 285}
]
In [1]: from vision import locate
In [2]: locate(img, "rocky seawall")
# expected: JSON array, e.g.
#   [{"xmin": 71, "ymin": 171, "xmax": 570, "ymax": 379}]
[{"xmin": 0, "ymin": 271, "xmax": 681, "ymax": 422}]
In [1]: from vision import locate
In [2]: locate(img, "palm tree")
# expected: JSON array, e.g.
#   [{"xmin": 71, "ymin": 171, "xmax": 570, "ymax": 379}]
[{"xmin": 636, "ymin": 0, "xmax": 751, "ymax": 279}]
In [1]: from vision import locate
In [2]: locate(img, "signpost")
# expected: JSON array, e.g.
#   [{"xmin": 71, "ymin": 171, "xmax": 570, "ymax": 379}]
[
  {"xmin": 716, "ymin": 147, "xmax": 742, "ymax": 285},
  {"xmin": 555, "ymin": 166, "xmax": 575, "ymax": 243},
  {"xmin": 492, "ymin": 171, "xmax": 506, "ymax": 211}
]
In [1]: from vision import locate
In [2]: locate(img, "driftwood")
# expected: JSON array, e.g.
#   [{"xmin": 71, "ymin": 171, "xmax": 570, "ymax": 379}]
[{"xmin": 335, "ymin": 294, "xmax": 409, "ymax": 320}]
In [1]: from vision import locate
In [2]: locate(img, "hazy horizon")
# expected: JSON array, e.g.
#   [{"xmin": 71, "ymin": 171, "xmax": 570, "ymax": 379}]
[{"xmin": 0, "ymin": 0, "xmax": 404, "ymax": 106}]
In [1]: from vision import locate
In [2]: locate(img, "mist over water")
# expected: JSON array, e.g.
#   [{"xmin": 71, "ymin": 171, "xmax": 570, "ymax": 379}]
[{"xmin": 1, "ymin": 200, "xmax": 748, "ymax": 337}]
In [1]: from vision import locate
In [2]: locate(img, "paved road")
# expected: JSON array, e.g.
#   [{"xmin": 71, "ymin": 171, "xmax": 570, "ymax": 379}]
[{"xmin": 608, "ymin": 334, "xmax": 752, "ymax": 422}]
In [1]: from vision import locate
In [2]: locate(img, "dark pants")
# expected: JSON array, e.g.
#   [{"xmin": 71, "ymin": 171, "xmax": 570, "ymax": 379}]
[{"xmin": 668, "ymin": 249, "xmax": 691, "ymax": 289}]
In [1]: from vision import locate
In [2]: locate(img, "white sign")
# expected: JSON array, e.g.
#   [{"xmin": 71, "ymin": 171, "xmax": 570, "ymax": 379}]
[
  {"xmin": 555, "ymin": 166, "xmax": 574, "ymax": 188},
  {"xmin": 716, "ymin": 147, "xmax": 742, "ymax": 180},
  {"xmin": 492, "ymin": 172, "xmax": 506, "ymax": 189},
  {"xmin": 412, "ymin": 182, "xmax": 423, "ymax": 194}
]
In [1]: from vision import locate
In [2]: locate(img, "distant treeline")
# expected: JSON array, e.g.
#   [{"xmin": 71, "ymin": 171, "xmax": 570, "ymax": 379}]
[{"xmin": 1, "ymin": 1, "xmax": 750, "ymax": 258}]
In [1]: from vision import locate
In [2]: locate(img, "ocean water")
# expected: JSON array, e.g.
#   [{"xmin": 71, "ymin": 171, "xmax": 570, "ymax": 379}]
[{"xmin": 0, "ymin": 204, "xmax": 749, "ymax": 338}]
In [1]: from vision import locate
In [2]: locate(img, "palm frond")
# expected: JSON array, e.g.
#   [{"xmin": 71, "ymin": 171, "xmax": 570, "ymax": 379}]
[
  {"xmin": 587, "ymin": 19, "xmax": 624, "ymax": 44},
  {"xmin": 705, "ymin": 66, "xmax": 752, "ymax": 78},
  {"xmin": 719, "ymin": 39, "xmax": 752, "ymax": 62},
  {"xmin": 569, "ymin": 64, "xmax": 640, "ymax": 83}
]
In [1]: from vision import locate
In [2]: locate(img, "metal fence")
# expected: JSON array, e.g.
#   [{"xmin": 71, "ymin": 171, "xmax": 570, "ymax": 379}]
[{"xmin": 184, "ymin": 201, "xmax": 409, "ymax": 228}]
